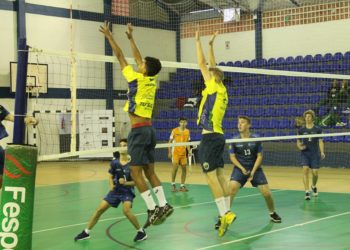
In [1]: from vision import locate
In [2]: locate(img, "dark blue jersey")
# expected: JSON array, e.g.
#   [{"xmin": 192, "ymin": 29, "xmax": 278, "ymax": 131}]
[
  {"xmin": 229, "ymin": 133, "xmax": 262, "ymax": 170},
  {"xmin": 109, "ymin": 159, "xmax": 134, "ymax": 195},
  {"xmin": 0, "ymin": 105, "xmax": 10, "ymax": 140},
  {"xmin": 298, "ymin": 125, "xmax": 322, "ymax": 153}
]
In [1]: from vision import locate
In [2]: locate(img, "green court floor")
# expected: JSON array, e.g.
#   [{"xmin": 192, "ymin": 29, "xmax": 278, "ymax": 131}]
[{"xmin": 32, "ymin": 181, "xmax": 350, "ymax": 250}]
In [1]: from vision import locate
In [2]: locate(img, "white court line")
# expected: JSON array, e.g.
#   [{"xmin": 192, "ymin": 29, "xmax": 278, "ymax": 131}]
[
  {"xmin": 196, "ymin": 211, "xmax": 350, "ymax": 250},
  {"xmin": 32, "ymin": 189, "xmax": 285, "ymax": 234}
]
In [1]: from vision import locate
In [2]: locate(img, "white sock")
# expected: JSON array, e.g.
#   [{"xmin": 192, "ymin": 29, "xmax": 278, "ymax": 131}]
[
  {"xmin": 171, "ymin": 182, "xmax": 175, "ymax": 186},
  {"xmin": 84, "ymin": 229, "xmax": 90, "ymax": 234},
  {"xmin": 140, "ymin": 190, "xmax": 156, "ymax": 210},
  {"xmin": 224, "ymin": 196, "xmax": 231, "ymax": 212},
  {"xmin": 138, "ymin": 228, "xmax": 144, "ymax": 232},
  {"xmin": 215, "ymin": 197, "xmax": 227, "ymax": 217},
  {"xmin": 153, "ymin": 186, "xmax": 167, "ymax": 207},
  {"xmin": 180, "ymin": 184, "xmax": 185, "ymax": 187}
]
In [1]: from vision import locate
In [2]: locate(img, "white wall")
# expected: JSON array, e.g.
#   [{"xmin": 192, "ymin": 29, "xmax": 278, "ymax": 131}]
[
  {"xmin": 26, "ymin": 0, "xmax": 103, "ymax": 13},
  {"xmin": 0, "ymin": 10, "xmax": 16, "ymax": 87},
  {"xmin": 263, "ymin": 19, "xmax": 350, "ymax": 59},
  {"xmin": 181, "ymin": 19, "xmax": 350, "ymax": 62},
  {"xmin": 181, "ymin": 30, "xmax": 256, "ymax": 63},
  {"xmin": 0, "ymin": 2, "xmax": 174, "ymax": 156},
  {"xmin": 26, "ymin": 14, "xmax": 105, "ymax": 54},
  {"xmin": 113, "ymin": 24, "xmax": 176, "ymax": 62}
]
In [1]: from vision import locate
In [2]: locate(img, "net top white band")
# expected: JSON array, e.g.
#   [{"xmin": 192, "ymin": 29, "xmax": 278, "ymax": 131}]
[{"xmin": 29, "ymin": 48, "xmax": 350, "ymax": 80}]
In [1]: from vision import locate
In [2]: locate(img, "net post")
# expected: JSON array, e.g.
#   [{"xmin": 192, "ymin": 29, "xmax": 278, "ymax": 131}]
[
  {"xmin": 0, "ymin": 144, "xmax": 38, "ymax": 250},
  {"xmin": 13, "ymin": 38, "xmax": 29, "ymax": 144}
]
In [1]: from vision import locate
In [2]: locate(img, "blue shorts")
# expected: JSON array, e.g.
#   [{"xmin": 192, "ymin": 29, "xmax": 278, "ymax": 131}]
[
  {"xmin": 300, "ymin": 151, "xmax": 320, "ymax": 169},
  {"xmin": 127, "ymin": 126, "xmax": 156, "ymax": 166},
  {"xmin": 104, "ymin": 190, "xmax": 135, "ymax": 208},
  {"xmin": 0, "ymin": 146, "xmax": 4, "ymax": 175},
  {"xmin": 230, "ymin": 167, "xmax": 268, "ymax": 187}
]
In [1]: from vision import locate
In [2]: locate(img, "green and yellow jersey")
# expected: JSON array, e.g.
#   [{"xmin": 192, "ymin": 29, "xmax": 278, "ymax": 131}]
[
  {"xmin": 197, "ymin": 77, "xmax": 228, "ymax": 134},
  {"xmin": 122, "ymin": 65, "xmax": 157, "ymax": 119}
]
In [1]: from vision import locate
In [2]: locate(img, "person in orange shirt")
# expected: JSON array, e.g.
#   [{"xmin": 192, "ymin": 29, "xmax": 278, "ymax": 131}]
[{"xmin": 168, "ymin": 117, "xmax": 191, "ymax": 192}]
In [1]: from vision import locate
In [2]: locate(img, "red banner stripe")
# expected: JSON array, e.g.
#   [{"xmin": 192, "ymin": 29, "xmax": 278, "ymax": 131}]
[
  {"xmin": 5, "ymin": 154, "xmax": 32, "ymax": 175},
  {"xmin": 4, "ymin": 168, "xmax": 21, "ymax": 179}
]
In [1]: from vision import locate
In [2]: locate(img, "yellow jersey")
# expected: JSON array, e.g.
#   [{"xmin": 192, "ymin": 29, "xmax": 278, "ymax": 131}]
[
  {"xmin": 170, "ymin": 127, "xmax": 191, "ymax": 156},
  {"xmin": 197, "ymin": 77, "xmax": 228, "ymax": 134},
  {"xmin": 122, "ymin": 65, "xmax": 157, "ymax": 118}
]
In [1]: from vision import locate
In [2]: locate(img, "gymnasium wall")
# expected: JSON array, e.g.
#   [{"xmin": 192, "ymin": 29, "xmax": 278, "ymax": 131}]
[
  {"xmin": 180, "ymin": 1, "xmax": 350, "ymax": 63},
  {"xmin": 0, "ymin": 1, "xmax": 176, "ymax": 87},
  {"xmin": 0, "ymin": 0, "xmax": 176, "ymax": 153}
]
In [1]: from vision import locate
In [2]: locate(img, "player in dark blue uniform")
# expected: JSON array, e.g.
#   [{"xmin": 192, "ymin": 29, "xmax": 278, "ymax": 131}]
[
  {"xmin": 228, "ymin": 116, "xmax": 281, "ymax": 223},
  {"xmin": 0, "ymin": 105, "xmax": 37, "ymax": 189},
  {"xmin": 74, "ymin": 139, "xmax": 147, "ymax": 242},
  {"xmin": 297, "ymin": 110, "xmax": 325, "ymax": 200}
]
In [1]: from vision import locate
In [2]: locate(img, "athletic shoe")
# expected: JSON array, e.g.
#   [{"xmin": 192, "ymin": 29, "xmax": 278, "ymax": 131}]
[
  {"xmin": 336, "ymin": 122, "xmax": 347, "ymax": 127},
  {"xmin": 270, "ymin": 212, "xmax": 282, "ymax": 223},
  {"xmin": 179, "ymin": 186, "xmax": 189, "ymax": 192},
  {"xmin": 342, "ymin": 108, "xmax": 350, "ymax": 114},
  {"xmin": 218, "ymin": 211, "xmax": 236, "ymax": 237},
  {"xmin": 144, "ymin": 206, "xmax": 164, "ymax": 228},
  {"xmin": 305, "ymin": 191, "xmax": 311, "ymax": 200},
  {"xmin": 160, "ymin": 203, "xmax": 174, "ymax": 220},
  {"xmin": 311, "ymin": 186, "xmax": 318, "ymax": 197},
  {"xmin": 171, "ymin": 184, "xmax": 177, "ymax": 192},
  {"xmin": 133, "ymin": 229, "xmax": 147, "ymax": 242},
  {"xmin": 214, "ymin": 216, "xmax": 221, "ymax": 230},
  {"xmin": 74, "ymin": 230, "xmax": 90, "ymax": 241}
]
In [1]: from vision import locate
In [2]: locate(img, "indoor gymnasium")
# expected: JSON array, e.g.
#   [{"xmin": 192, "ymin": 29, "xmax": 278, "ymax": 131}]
[{"xmin": 1, "ymin": 0, "xmax": 350, "ymax": 249}]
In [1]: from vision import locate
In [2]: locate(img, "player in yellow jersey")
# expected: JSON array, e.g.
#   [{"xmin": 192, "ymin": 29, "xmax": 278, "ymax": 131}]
[
  {"xmin": 168, "ymin": 117, "xmax": 191, "ymax": 192},
  {"xmin": 100, "ymin": 22, "xmax": 173, "ymax": 229},
  {"xmin": 195, "ymin": 30, "xmax": 236, "ymax": 237}
]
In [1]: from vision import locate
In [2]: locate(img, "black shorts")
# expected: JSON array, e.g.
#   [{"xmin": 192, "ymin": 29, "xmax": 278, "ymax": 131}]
[
  {"xmin": 127, "ymin": 125, "xmax": 156, "ymax": 166},
  {"xmin": 0, "ymin": 146, "xmax": 4, "ymax": 175},
  {"xmin": 198, "ymin": 133, "xmax": 225, "ymax": 173}
]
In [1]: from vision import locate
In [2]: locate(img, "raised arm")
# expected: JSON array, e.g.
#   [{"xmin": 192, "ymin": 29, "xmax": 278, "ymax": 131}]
[
  {"xmin": 125, "ymin": 23, "xmax": 143, "ymax": 67},
  {"xmin": 99, "ymin": 21, "xmax": 128, "ymax": 70},
  {"xmin": 195, "ymin": 31, "xmax": 211, "ymax": 82},
  {"xmin": 208, "ymin": 31, "xmax": 218, "ymax": 68}
]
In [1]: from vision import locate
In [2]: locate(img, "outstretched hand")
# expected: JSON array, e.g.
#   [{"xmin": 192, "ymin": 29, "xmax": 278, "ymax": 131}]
[
  {"xmin": 209, "ymin": 31, "xmax": 219, "ymax": 45},
  {"xmin": 125, "ymin": 23, "xmax": 133, "ymax": 39},
  {"xmin": 99, "ymin": 21, "xmax": 112, "ymax": 38}
]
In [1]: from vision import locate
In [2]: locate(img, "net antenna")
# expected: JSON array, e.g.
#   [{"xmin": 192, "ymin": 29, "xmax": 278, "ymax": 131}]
[{"xmin": 69, "ymin": 0, "xmax": 78, "ymax": 153}]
